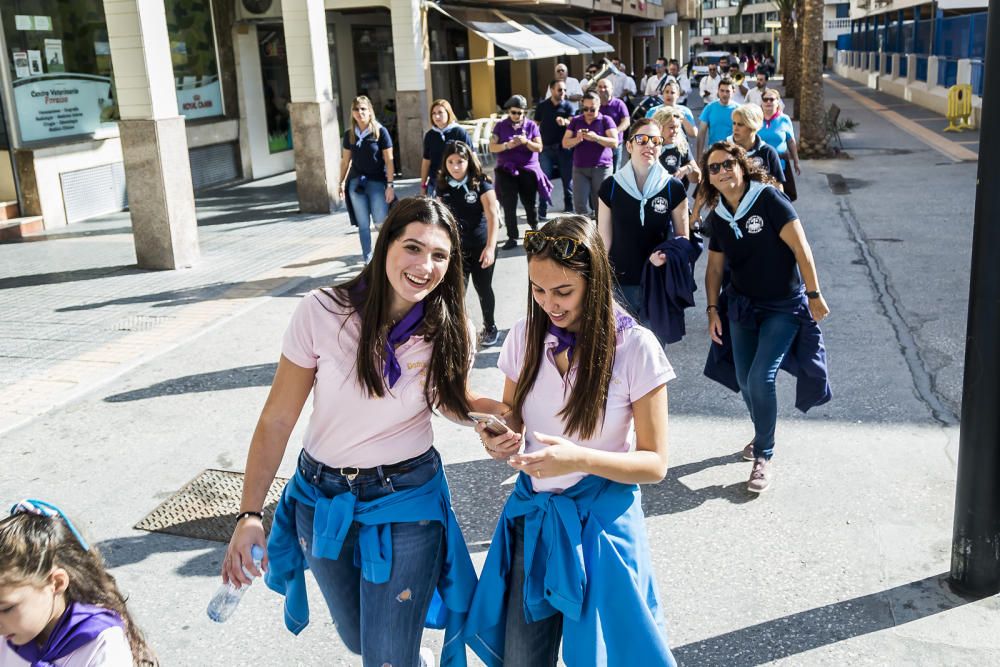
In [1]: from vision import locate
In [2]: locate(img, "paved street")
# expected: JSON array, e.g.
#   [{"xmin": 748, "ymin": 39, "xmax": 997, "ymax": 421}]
[{"xmin": 1, "ymin": 76, "xmax": 998, "ymax": 665}]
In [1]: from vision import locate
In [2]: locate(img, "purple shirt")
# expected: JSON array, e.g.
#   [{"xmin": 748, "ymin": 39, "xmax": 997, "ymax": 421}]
[
  {"xmin": 600, "ymin": 98, "xmax": 630, "ymax": 144},
  {"xmin": 492, "ymin": 118, "xmax": 541, "ymax": 173},
  {"xmin": 567, "ymin": 113, "xmax": 616, "ymax": 168}
]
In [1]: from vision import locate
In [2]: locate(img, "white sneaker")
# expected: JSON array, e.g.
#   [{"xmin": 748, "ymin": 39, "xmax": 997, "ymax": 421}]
[{"xmin": 419, "ymin": 646, "xmax": 436, "ymax": 667}]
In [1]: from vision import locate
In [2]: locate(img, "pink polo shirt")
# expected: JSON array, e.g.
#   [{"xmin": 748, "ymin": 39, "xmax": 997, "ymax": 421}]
[
  {"xmin": 498, "ymin": 315, "xmax": 675, "ymax": 493},
  {"xmin": 282, "ymin": 289, "xmax": 447, "ymax": 468}
]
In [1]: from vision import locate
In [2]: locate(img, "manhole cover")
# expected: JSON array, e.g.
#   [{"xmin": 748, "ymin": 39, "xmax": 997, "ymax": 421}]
[{"xmin": 135, "ymin": 469, "xmax": 287, "ymax": 543}]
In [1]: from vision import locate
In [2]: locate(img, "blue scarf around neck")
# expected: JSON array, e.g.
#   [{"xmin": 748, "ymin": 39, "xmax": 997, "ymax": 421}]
[
  {"xmin": 713, "ymin": 180, "xmax": 769, "ymax": 240},
  {"xmin": 613, "ymin": 161, "xmax": 673, "ymax": 227},
  {"xmin": 447, "ymin": 176, "xmax": 471, "ymax": 197},
  {"xmin": 354, "ymin": 126, "xmax": 373, "ymax": 147}
]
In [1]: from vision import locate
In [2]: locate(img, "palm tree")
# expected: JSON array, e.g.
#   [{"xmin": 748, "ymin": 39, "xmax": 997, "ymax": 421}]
[{"xmin": 797, "ymin": 0, "xmax": 829, "ymax": 156}]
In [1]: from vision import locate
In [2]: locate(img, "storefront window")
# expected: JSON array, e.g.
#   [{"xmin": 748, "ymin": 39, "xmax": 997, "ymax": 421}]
[
  {"xmin": 165, "ymin": 0, "xmax": 223, "ymax": 120},
  {"xmin": 258, "ymin": 25, "xmax": 292, "ymax": 153},
  {"xmin": 2, "ymin": 0, "xmax": 118, "ymax": 143}
]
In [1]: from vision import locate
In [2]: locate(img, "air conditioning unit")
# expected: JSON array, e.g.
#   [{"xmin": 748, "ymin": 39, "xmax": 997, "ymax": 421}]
[{"xmin": 237, "ymin": 0, "xmax": 283, "ymax": 21}]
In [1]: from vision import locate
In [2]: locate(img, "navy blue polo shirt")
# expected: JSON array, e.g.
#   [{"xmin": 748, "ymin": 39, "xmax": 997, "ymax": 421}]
[
  {"xmin": 438, "ymin": 179, "xmax": 494, "ymax": 247},
  {"xmin": 343, "ymin": 127, "xmax": 393, "ymax": 182},
  {"xmin": 598, "ymin": 175, "xmax": 688, "ymax": 286},
  {"xmin": 745, "ymin": 136, "xmax": 785, "ymax": 183},
  {"xmin": 533, "ymin": 98, "xmax": 575, "ymax": 146},
  {"xmin": 423, "ymin": 125, "xmax": 472, "ymax": 182},
  {"xmin": 707, "ymin": 185, "xmax": 801, "ymax": 300}
]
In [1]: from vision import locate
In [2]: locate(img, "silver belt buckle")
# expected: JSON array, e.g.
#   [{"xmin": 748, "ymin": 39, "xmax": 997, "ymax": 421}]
[{"xmin": 340, "ymin": 467, "xmax": 360, "ymax": 481}]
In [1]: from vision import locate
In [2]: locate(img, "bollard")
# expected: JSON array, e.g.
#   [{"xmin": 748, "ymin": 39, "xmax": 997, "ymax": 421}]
[{"xmin": 944, "ymin": 84, "xmax": 974, "ymax": 132}]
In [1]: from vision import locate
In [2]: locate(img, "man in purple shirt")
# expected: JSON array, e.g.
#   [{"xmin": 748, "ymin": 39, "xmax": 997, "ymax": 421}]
[
  {"xmin": 596, "ymin": 78, "xmax": 630, "ymax": 172},
  {"xmin": 562, "ymin": 91, "xmax": 618, "ymax": 215}
]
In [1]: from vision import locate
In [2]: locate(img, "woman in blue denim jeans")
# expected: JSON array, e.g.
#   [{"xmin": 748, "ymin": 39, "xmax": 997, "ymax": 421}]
[
  {"xmin": 222, "ymin": 197, "xmax": 508, "ymax": 666},
  {"xmin": 700, "ymin": 141, "xmax": 830, "ymax": 493},
  {"xmin": 338, "ymin": 96, "xmax": 396, "ymax": 264}
]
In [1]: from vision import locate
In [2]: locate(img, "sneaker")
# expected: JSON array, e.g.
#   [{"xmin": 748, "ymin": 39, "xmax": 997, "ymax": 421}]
[
  {"xmin": 419, "ymin": 647, "xmax": 436, "ymax": 667},
  {"xmin": 479, "ymin": 325, "xmax": 501, "ymax": 348},
  {"xmin": 502, "ymin": 238, "xmax": 518, "ymax": 250},
  {"xmin": 747, "ymin": 457, "xmax": 773, "ymax": 493},
  {"xmin": 742, "ymin": 441, "xmax": 755, "ymax": 461}
]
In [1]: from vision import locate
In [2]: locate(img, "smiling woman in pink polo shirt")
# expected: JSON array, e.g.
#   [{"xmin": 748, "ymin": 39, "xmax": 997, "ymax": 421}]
[
  {"xmin": 465, "ymin": 215, "xmax": 678, "ymax": 665},
  {"xmin": 221, "ymin": 197, "xmax": 506, "ymax": 666}
]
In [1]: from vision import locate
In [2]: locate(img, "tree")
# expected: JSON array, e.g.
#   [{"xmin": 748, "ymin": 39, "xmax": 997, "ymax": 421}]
[{"xmin": 797, "ymin": 0, "xmax": 830, "ymax": 156}]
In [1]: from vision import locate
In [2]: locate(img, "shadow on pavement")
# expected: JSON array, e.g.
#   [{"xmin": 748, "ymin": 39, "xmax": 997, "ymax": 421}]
[
  {"xmin": 104, "ymin": 363, "xmax": 278, "ymax": 402},
  {"xmin": 98, "ymin": 532, "xmax": 225, "ymax": 578},
  {"xmin": 671, "ymin": 573, "xmax": 974, "ymax": 665},
  {"xmin": 56, "ymin": 277, "xmax": 306, "ymax": 312},
  {"xmin": 0, "ymin": 264, "xmax": 141, "ymax": 289},
  {"xmin": 643, "ymin": 454, "xmax": 758, "ymax": 516}
]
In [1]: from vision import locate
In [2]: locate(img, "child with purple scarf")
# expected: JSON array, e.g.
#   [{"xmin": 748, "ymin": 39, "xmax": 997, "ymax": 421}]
[{"xmin": 0, "ymin": 500, "xmax": 155, "ymax": 666}]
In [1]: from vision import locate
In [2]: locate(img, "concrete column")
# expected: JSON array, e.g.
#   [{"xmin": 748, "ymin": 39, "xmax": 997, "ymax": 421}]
[
  {"xmin": 104, "ymin": 0, "xmax": 198, "ymax": 270},
  {"xmin": 906, "ymin": 54, "xmax": 917, "ymax": 84},
  {"xmin": 869, "ymin": 51, "xmax": 878, "ymax": 72},
  {"xmin": 957, "ymin": 58, "xmax": 972, "ymax": 85},
  {"xmin": 469, "ymin": 31, "xmax": 497, "ymax": 119},
  {"xmin": 281, "ymin": 0, "xmax": 341, "ymax": 213},
  {"xmin": 927, "ymin": 55, "xmax": 940, "ymax": 87},
  {"xmin": 891, "ymin": 53, "xmax": 901, "ymax": 78},
  {"xmin": 390, "ymin": 0, "xmax": 430, "ymax": 177}
]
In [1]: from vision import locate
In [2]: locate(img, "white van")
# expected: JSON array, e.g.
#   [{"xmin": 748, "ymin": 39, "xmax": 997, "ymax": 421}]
[{"xmin": 689, "ymin": 50, "xmax": 733, "ymax": 85}]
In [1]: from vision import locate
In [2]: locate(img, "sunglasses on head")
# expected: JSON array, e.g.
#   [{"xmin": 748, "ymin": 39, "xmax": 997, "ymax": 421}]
[
  {"xmin": 524, "ymin": 231, "xmax": 581, "ymax": 260},
  {"xmin": 707, "ymin": 158, "xmax": 737, "ymax": 175},
  {"xmin": 630, "ymin": 134, "xmax": 664, "ymax": 147}
]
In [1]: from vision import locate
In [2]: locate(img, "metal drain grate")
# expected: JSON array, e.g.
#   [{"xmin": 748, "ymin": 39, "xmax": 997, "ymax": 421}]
[{"xmin": 135, "ymin": 469, "xmax": 287, "ymax": 543}]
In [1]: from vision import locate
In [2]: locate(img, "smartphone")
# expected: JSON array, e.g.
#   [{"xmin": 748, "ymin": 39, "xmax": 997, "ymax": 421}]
[{"xmin": 468, "ymin": 411, "xmax": 510, "ymax": 437}]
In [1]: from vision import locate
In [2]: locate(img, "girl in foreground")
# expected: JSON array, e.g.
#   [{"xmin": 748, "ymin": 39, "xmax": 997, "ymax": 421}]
[{"xmin": 465, "ymin": 216, "xmax": 677, "ymax": 665}]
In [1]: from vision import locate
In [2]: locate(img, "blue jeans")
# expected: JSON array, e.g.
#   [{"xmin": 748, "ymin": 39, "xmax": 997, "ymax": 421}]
[
  {"xmin": 538, "ymin": 144, "xmax": 573, "ymax": 215},
  {"xmin": 294, "ymin": 448, "xmax": 445, "ymax": 665},
  {"xmin": 348, "ymin": 177, "xmax": 390, "ymax": 264},
  {"xmin": 611, "ymin": 144, "xmax": 623, "ymax": 173},
  {"xmin": 504, "ymin": 517, "xmax": 563, "ymax": 664},
  {"xmin": 729, "ymin": 311, "xmax": 799, "ymax": 460}
]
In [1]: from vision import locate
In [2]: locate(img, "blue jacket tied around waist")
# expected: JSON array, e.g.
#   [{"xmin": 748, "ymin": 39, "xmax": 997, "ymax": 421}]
[
  {"xmin": 704, "ymin": 286, "xmax": 832, "ymax": 412},
  {"xmin": 641, "ymin": 235, "xmax": 703, "ymax": 345},
  {"xmin": 264, "ymin": 462, "xmax": 477, "ymax": 666},
  {"xmin": 465, "ymin": 473, "xmax": 676, "ymax": 666}
]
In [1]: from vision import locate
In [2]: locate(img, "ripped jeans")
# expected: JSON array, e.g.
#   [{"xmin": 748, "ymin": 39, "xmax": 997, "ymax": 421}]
[{"xmin": 294, "ymin": 448, "xmax": 445, "ymax": 666}]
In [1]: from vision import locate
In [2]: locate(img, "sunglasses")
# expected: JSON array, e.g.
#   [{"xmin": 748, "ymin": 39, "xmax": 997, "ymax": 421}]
[
  {"xmin": 524, "ymin": 231, "xmax": 581, "ymax": 259},
  {"xmin": 761, "ymin": 97, "xmax": 776, "ymax": 102},
  {"xmin": 707, "ymin": 158, "xmax": 737, "ymax": 175},
  {"xmin": 581, "ymin": 106, "xmax": 597, "ymax": 113},
  {"xmin": 508, "ymin": 110, "xmax": 524, "ymax": 116},
  {"xmin": 631, "ymin": 134, "xmax": 665, "ymax": 147}
]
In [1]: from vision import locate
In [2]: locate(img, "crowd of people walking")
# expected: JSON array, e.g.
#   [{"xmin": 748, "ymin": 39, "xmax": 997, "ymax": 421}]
[{"xmin": 0, "ymin": 51, "xmax": 831, "ymax": 667}]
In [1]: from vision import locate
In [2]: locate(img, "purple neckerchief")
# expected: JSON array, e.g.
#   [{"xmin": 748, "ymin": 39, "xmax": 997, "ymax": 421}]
[
  {"xmin": 8, "ymin": 602, "xmax": 124, "ymax": 667},
  {"xmin": 548, "ymin": 312, "xmax": 635, "ymax": 362},
  {"xmin": 384, "ymin": 301, "xmax": 425, "ymax": 387}
]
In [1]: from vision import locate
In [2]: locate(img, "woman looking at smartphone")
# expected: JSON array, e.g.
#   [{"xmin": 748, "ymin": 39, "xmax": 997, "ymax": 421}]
[
  {"xmin": 465, "ymin": 215, "xmax": 678, "ymax": 665},
  {"xmin": 563, "ymin": 91, "xmax": 618, "ymax": 215},
  {"xmin": 222, "ymin": 197, "xmax": 506, "ymax": 666}
]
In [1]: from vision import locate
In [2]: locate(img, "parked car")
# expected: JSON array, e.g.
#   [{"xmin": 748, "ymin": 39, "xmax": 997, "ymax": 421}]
[{"xmin": 689, "ymin": 50, "xmax": 733, "ymax": 86}]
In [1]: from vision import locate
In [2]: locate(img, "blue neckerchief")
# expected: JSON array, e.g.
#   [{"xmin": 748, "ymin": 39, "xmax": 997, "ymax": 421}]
[
  {"xmin": 8, "ymin": 602, "xmax": 124, "ymax": 667},
  {"xmin": 713, "ymin": 180, "xmax": 769, "ymax": 240},
  {"xmin": 354, "ymin": 126, "xmax": 372, "ymax": 147},
  {"xmin": 613, "ymin": 161, "xmax": 673, "ymax": 227},
  {"xmin": 431, "ymin": 122, "xmax": 460, "ymax": 139},
  {"xmin": 447, "ymin": 176, "xmax": 471, "ymax": 197},
  {"xmin": 384, "ymin": 302, "xmax": 425, "ymax": 387}
]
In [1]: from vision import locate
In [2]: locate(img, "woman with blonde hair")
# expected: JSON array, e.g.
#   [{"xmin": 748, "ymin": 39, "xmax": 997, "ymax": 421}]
[
  {"xmin": 757, "ymin": 89, "xmax": 801, "ymax": 200},
  {"xmin": 338, "ymin": 96, "xmax": 396, "ymax": 263},
  {"xmin": 420, "ymin": 99, "xmax": 470, "ymax": 197},
  {"xmin": 730, "ymin": 104, "xmax": 784, "ymax": 186},
  {"xmin": 651, "ymin": 106, "xmax": 701, "ymax": 188}
]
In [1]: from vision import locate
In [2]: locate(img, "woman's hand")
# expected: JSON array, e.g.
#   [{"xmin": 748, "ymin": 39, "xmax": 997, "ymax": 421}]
[
  {"xmin": 384, "ymin": 186, "xmax": 395, "ymax": 205},
  {"xmin": 508, "ymin": 432, "xmax": 587, "ymax": 478},
  {"xmin": 648, "ymin": 250, "xmax": 667, "ymax": 267},
  {"xmin": 223, "ymin": 518, "xmax": 268, "ymax": 587},
  {"xmin": 708, "ymin": 310, "xmax": 723, "ymax": 345},
  {"xmin": 479, "ymin": 245, "xmax": 496, "ymax": 269},
  {"xmin": 476, "ymin": 421, "xmax": 521, "ymax": 461},
  {"xmin": 793, "ymin": 161, "xmax": 801, "ymax": 176},
  {"xmin": 338, "ymin": 182, "xmax": 346, "ymax": 199},
  {"xmin": 809, "ymin": 295, "xmax": 830, "ymax": 323}
]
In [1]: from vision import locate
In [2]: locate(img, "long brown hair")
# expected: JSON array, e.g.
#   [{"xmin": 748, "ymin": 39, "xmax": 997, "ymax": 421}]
[
  {"xmin": 0, "ymin": 512, "xmax": 157, "ymax": 666},
  {"xmin": 435, "ymin": 140, "xmax": 491, "ymax": 193},
  {"xmin": 512, "ymin": 215, "xmax": 618, "ymax": 440},
  {"xmin": 331, "ymin": 197, "xmax": 472, "ymax": 417},
  {"xmin": 693, "ymin": 141, "xmax": 777, "ymax": 213}
]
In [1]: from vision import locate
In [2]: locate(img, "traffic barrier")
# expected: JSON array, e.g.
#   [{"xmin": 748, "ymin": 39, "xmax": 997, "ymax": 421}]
[{"xmin": 944, "ymin": 84, "xmax": 973, "ymax": 132}]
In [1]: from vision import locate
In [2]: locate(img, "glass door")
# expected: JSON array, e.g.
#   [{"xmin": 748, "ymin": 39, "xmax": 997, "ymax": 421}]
[{"xmin": 257, "ymin": 25, "xmax": 292, "ymax": 153}]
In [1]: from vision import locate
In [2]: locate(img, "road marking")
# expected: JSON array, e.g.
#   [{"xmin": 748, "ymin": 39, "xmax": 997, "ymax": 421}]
[{"xmin": 827, "ymin": 78, "xmax": 979, "ymax": 163}]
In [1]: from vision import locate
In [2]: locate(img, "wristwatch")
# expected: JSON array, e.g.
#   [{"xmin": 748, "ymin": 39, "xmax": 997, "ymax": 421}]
[
  {"xmin": 805, "ymin": 290, "xmax": 821, "ymax": 299},
  {"xmin": 386, "ymin": 182, "xmax": 394, "ymax": 188}
]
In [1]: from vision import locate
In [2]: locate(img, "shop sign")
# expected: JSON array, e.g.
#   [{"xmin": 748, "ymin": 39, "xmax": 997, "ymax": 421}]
[
  {"xmin": 589, "ymin": 16, "xmax": 614, "ymax": 35},
  {"xmin": 12, "ymin": 74, "xmax": 112, "ymax": 142},
  {"xmin": 633, "ymin": 23, "xmax": 657, "ymax": 38},
  {"xmin": 176, "ymin": 78, "xmax": 223, "ymax": 119}
]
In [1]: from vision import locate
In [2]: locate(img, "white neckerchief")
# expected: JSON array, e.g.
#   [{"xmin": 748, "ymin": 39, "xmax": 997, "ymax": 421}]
[
  {"xmin": 713, "ymin": 180, "xmax": 769, "ymax": 239},
  {"xmin": 613, "ymin": 161, "xmax": 673, "ymax": 227}
]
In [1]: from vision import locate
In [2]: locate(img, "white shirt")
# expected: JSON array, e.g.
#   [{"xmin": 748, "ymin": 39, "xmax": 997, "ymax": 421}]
[
  {"xmin": 672, "ymin": 73, "xmax": 692, "ymax": 103},
  {"xmin": 731, "ymin": 84, "xmax": 747, "ymax": 105},
  {"xmin": 545, "ymin": 76, "xmax": 583, "ymax": 112},
  {"xmin": 643, "ymin": 73, "xmax": 665, "ymax": 96},
  {"xmin": 610, "ymin": 71, "xmax": 637, "ymax": 99},
  {"xmin": 746, "ymin": 86, "xmax": 767, "ymax": 107},
  {"xmin": 699, "ymin": 73, "xmax": 720, "ymax": 103},
  {"xmin": 0, "ymin": 627, "xmax": 133, "ymax": 667}
]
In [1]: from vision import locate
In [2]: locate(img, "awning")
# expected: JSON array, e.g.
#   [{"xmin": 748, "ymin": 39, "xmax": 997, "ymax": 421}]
[{"xmin": 428, "ymin": 4, "xmax": 614, "ymax": 62}]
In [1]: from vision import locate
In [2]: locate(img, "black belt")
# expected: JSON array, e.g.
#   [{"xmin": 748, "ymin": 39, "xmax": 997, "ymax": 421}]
[{"xmin": 300, "ymin": 448, "xmax": 435, "ymax": 482}]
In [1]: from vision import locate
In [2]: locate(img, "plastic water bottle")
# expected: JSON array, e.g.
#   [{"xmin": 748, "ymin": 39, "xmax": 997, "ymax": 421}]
[{"xmin": 206, "ymin": 545, "xmax": 264, "ymax": 623}]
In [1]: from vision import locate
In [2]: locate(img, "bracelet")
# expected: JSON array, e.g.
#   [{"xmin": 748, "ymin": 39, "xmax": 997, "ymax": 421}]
[
  {"xmin": 706, "ymin": 305, "xmax": 719, "ymax": 313},
  {"xmin": 386, "ymin": 182, "xmax": 394, "ymax": 188},
  {"xmin": 235, "ymin": 511, "xmax": 264, "ymax": 525}
]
